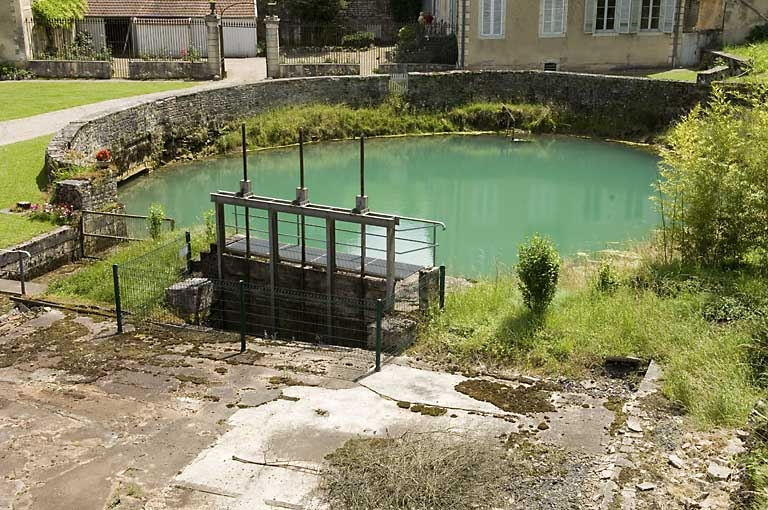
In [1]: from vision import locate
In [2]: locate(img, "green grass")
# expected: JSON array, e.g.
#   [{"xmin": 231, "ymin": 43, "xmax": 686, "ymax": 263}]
[
  {"xmin": 415, "ymin": 262, "xmax": 766, "ymax": 427},
  {"xmin": 0, "ymin": 135, "xmax": 56, "ymax": 248},
  {"xmin": 0, "ymin": 81, "xmax": 198, "ymax": 122},
  {"xmin": 725, "ymin": 41, "xmax": 768, "ymax": 82},
  {"xmin": 647, "ymin": 69, "xmax": 698, "ymax": 82}
]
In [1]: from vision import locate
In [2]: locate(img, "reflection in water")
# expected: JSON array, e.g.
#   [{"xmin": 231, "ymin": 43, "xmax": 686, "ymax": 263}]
[{"xmin": 120, "ymin": 135, "xmax": 659, "ymax": 276}]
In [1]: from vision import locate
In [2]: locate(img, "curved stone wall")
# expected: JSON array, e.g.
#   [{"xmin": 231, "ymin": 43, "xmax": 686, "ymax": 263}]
[{"xmin": 45, "ymin": 71, "xmax": 710, "ymax": 181}]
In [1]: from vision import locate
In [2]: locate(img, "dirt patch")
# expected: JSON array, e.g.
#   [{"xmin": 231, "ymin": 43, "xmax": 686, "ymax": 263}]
[
  {"xmin": 455, "ymin": 379, "xmax": 556, "ymax": 414},
  {"xmin": 603, "ymin": 398, "xmax": 627, "ymax": 436},
  {"xmin": 410, "ymin": 404, "xmax": 447, "ymax": 417}
]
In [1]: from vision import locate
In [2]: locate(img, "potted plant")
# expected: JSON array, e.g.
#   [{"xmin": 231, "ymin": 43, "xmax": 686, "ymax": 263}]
[{"xmin": 95, "ymin": 148, "xmax": 112, "ymax": 169}]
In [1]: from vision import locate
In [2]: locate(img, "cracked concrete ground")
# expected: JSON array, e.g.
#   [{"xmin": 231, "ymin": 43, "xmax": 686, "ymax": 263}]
[{"xmin": 0, "ymin": 303, "xmax": 746, "ymax": 509}]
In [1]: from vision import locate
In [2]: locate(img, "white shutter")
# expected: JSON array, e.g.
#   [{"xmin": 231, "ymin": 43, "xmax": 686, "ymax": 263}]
[
  {"xmin": 617, "ymin": 0, "xmax": 632, "ymax": 32},
  {"xmin": 492, "ymin": 0, "xmax": 505, "ymax": 36},
  {"xmin": 584, "ymin": 0, "xmax": 597, "ymax": 32},
  {"xmin": 481, "ymin": 0, "xmax": 492, "ymax": 35},
  {"xmin": 661, "ymin": 0, "xmax": 676, "ymax": 33},
  {"xmin": 629, "ymin": 0, "xmax": 642, "ymax": 32}
]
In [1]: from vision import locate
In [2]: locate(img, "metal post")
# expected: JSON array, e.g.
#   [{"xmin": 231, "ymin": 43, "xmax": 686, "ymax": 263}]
[
  {"xmin": 385, "ymin": 225, "xmax": 396, "ymax": 304},
  {"xmin": 299, "ymin": 128, "xmax": 305, "ymax": 189},
  {"xmin": 112, "ymin": 264, "xmax": 123, "ymax": 334},
  {"xmin": 326, "ymin": 218, "xmax": 336, "ymax": 339},
  {"xmin": 268, "ymin": 209, "xmax": 279, "ymax": 332},
  {"xmin": 432, "ymin": 223, "xmax": 437, "ymax": 267},
  {"xmin": 18, "ymin": 252, "xmax": 25, "ymax": 296},
  {"xmin": 439, "ymin": 265, "xmax": 446, "ymax": 310},
  {"xmin": 360, "ymin": 135, "xmax": 365, "ymax": 197},
  {"xmin": 242, "ymin": 123, "xmax": 248, "ymax": 182},
  {"xmin": 375, "ymin": 298, "xmax": 383, "ymax": 372},
  {"xmin": 239, "ymin": 279, "xmax": 246, "ymax": 352},
  {"xmin": 185, "ymin": 231, "xmax": 192, "ymax": 274},
  {"xmin": 215, "ymin": 202, "xmax": 225, "ymax": 280}
]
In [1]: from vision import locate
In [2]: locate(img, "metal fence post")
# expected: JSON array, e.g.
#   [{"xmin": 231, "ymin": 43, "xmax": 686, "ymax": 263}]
[
  {"xmin": 239, "ymin": 279, "xmax": 246, "ymax": 352},
  {"xmin": 439, "ymin": 265, "xmax": 446, "ymax": 310},
  {"xmin": 375, "ymin": 298, "xmax": 383, "ymax": 372},
  {"xmin": 18, "ymin": 252, "xmax": 26, "ymax": 296},
  {"xmin": 112, "ymin": 264, "xmax": 123, "ymax": 334},
  {"xmin": 185, "ymin": 231, "xmax": 192, "ymax": 273}
]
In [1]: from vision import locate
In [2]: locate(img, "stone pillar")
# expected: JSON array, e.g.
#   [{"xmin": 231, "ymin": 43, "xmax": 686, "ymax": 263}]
[
  {"xmin": 265, "ymin": 16, "xmax": 281, "ymax": 79},
  {"xmin": 205, "ymin": 13, "xmax": 222, "ymax": 80}
]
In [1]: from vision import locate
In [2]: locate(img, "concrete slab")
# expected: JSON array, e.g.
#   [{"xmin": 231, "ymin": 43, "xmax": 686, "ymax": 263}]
[{"xmin": 0, "ymin": 279, "xmax": 47, "ymax": 297}]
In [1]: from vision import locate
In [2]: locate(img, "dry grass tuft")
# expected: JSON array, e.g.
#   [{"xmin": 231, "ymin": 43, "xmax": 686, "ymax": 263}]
[{"xmin": 318, "ymin": 432, "xmax": 511, "ymax": 510}]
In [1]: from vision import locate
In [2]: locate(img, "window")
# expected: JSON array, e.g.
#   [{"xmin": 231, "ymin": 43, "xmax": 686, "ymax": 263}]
[
  {"xmin": 543, "ymin": 61, "xmax": 559, "ymax": 71},
  {"xmin": 540, "ymin": 0, "xmax": 566, "ymax": 36},
  {"xmin": 595, "ymin": 0, "xmax": 616, "ymax": 31},
  {"xmin": 640, "ymin": 0, "xmax": 662, "ymax": 29},
  {"xmin": 480, "ymin": 0, "xmax": 505, "ymax": 38}
]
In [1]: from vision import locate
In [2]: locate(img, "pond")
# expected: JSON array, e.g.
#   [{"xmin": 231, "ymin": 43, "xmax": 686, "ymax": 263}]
[{"xmin": 120, "ymin": 135, "xmax": 660, "ymax": 277}]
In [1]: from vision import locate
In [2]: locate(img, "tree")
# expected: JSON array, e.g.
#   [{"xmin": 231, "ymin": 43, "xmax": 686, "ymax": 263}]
[
  {"xmin": 283, "ymin": 0, "xmax": 347, "ymax": 23},
  {"xmin": 32, "ymin": 0, "xmax": 87, "ymax": 25}
]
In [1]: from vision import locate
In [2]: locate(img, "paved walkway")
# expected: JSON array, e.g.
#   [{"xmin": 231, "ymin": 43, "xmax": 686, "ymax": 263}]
[
  {"xmin": 0, "ymin": 58, "xmax": 267, "ymax": 147},
  {"xmin": 0, "ymin": 278, "xmax": 46, "ymax": 296}
]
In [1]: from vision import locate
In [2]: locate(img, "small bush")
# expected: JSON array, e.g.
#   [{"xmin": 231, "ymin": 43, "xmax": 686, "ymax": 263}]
[
  {"xmin": 747, "ymin": 23, "xmax": 768, "ymax": 43},
  {"xmin": 595, "ymin": 261, "xmax": 620, "ymax": 293},
  {"xmin": 0, "ymin": 63, "xmax": 35, "ymax": 81},
  {"xmin": 341, "ymin": 31, "xmax": 375, "ymax": 49},
  {"xmin": 203, "ymin": 209, "xmax": 216, "ymax": 244},
  {"xmin": 147, "ymin": 204, "xmax": 164, "ymax": 240},
  {"xmin": 516, "ymin": 234, "xmax": 560, "ymax": 313}
]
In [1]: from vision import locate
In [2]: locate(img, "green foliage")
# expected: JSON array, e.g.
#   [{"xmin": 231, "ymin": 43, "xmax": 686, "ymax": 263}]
[
  {"xmin": 204, "ymin": 209, "xmax": 216, "ymax": 244},
  {"xmin": 0, "ymin": 64, "xmax": 35, "ymax": 81},
  {"xmin": 725, "ymin": 41, "xmax": 768, "ymax": 81},
  {"xmin": 32, "ymin": 0, "xmax": 87, "ymax": 25},
  {"xmin": 415, "ymin": 262, "xmax": 765, "ymax": 426},
  {"xmin": 594, "ymin": 261, "xmax": 620, "ymax": 293},
  {"xmin": 394, "ymin": 24, "xmax": 457, "ymax": 65},
  {"xmin": 657, "ymin": 86, "xmax": 768, "ymax": 266},
  {"xmin": 147, "ymin": 204, "xmax": 165, "ymax": 240},
  {"xmin": 747, "ymin": 23, "xmax": 768, "ymax": 43},
  {"xmin": 390, "ymin": 0, "xmax": 421, "ymax": 22},
  {"xmin": 341, "ymin": 31, "xmax": 375, "ymax": 49},
  {"xmin": 284, "ymin": 0, "xmax": 346, "ymax": 22},
  {"xmin": 41, "ymin": 30, "xmax": 111, "ymax": 61},
  {"xmin": 217, "ymin": 102, "xmax": 562, "ymax": 152},
  {"xmin": 516, "ymin": 234, "xmax": 560, "ymax": 313}
]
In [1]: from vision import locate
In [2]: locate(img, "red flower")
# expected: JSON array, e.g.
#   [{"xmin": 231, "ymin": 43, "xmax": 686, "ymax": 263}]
[{"xmin": 95, "ymin": 149, "xmax": 111, "ymax": 162}]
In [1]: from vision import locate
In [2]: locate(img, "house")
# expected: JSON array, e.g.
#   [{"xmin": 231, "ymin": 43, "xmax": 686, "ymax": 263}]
[
  {"xmin": 456, "ymin": 0, "xmax": 768, "ymax": 72},
  {"xmin": 79, "ymin": 0, "xmax": 258, "ymax": 59}
]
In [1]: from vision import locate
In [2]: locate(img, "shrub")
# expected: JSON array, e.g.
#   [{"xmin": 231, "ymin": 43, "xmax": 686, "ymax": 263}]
[
  {"xmin": 657, "ymin": 86, "xmax": 768, "ymax": 266},
  {"xmin": 341, "ymin": 31, "xmax": 375, "ymax": 49},
  {"xmin": 595, "ymin": 261, "xmax": 620, "ymax": 293},
  {"xmin": 747, "ymin": 23, "xmax": 768, "ymax": 43},
  {"xmin": 147, "ymin": 204, "xmax": 164, "ymax": 240},
  {"xmin": 204, "ymin": 209, "xmax": 216, "ymax": 244},
  {"xmin": 516, "ymin": 234, "xmax": 560, "ymax": 313},
  {"xmin": 0, "ymin": 64, "xmax": 35, "ymax": 81},
  {"xmin": 390, "ymin": 0, "xmax": 421, "ymax": 22}
]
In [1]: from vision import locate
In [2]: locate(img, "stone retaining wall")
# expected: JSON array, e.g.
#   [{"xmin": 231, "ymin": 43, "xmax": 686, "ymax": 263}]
[
  {"xmin": 0, "ymin": 226, "xmax": 79, "ymax": 280},
  {"xmin": 28, "ymin": 60, "xmax": 111, "ymax": 79},
  {"xmin": 45, "ymin": 71, "xmax": 712, "ymax": 180},
  {"xmin": 128, "ymin": 60, "xmax": 217, "ymax": 80},
  {"xmin": 53, "ymin": 178, "xmax": 118, "ymax": 211},
  {"xmin": 376, "ymin": 63, "xmax": 456, "ymax": 73},
  {"xmin": 280, "ymin": 63, "xmax": 362, "ymax": 78}
]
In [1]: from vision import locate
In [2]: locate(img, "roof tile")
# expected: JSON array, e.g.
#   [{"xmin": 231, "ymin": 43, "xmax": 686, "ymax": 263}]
[{"xmin": 86, "ymin": 0, "xmax": 256, "ymax": 18}]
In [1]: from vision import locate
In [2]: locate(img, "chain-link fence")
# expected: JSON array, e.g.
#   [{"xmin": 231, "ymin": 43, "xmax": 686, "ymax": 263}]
[
  {"xmin": 81, "ymin": 210, "xmax": 175, "ymax": 258},
  {"xmin": 111, "ymin": 234, "xmax": 445, "ymax": 376}
]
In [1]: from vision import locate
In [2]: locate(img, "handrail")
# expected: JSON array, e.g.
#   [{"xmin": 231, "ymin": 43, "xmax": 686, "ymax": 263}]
[
  {"xmin": 0, "ymin": 249, "xmax": 31, "ymax": 295},
  {"xmin": 397, "ymin": 215, "xmax": 446, "ymax": 230}
]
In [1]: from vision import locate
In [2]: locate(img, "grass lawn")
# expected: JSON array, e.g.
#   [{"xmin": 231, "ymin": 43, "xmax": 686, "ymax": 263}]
[
  {"xmin": 0, "ymin": 135, "xmax": 55, "ymax": 248},
  {"xmin": 726, "ymin": 41, "xmax": 768, "ymax": 82},
  {"xmin": 646, "ymin": 69, "xmax": 698, "ymax": 82},
  {"xmin": 0, "ymin": 81, "xmax": 198, "ymax": 122}
]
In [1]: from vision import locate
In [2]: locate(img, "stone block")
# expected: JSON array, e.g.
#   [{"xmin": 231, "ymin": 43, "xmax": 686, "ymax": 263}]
[{"xmin": 166, "ymin": 278, "xmax": 214, "ymax": 321}]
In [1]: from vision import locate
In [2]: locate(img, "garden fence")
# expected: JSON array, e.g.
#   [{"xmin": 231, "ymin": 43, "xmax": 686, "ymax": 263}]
[
  {"xmin": 81, "ymin": 209, "xmax": 175, "ymax": 258},
  {"xmin": 112, "ymin": 233, "xmax": 445, "ymax": 378}
]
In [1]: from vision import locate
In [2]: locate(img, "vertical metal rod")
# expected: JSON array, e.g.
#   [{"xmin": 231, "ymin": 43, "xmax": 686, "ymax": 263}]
[
  {"xmin": 215, "ymin": 202, "xmax": 225, "ymax": 280},
  {"xmin": 375, "ymin": 298, "xmax": 383, "ymax": 372},
  {"xmin": 432, "ymin": 224, "xmax": 437, "ymax": 267},
  {"xmin": 185, "ymin": 231, "xmax": 192, "ymax": 274},
  {"xmin": 360, "ymin": 135, "xmax": 365, "ymax": 197},
  {"xmin": 299, "ymin": 128, "xmax": 305, "ymax": 189},
  {"xmin": 268, "ymin": 210, "xmax": 280, "ymax": 333},
  {"xmin": 112, "ymin": 264, "xmax": 123, "ymax": 334},
  {"xmin": 326, "ymin": 218, "xmax": 336, "ymax": 339},
  {"xmin": 439, "ymin": 265, "xmax": 446, "ymax": 310},
  {"xmin": 18, "ymin": 252, "xmax": 25, "ymax": 296},
  {"xmin": 244, "ymin": 206, "xmax": 251, "ymax": 263},
  {"xmin": 241, "ymin": 123, "xmax": 248, "ymax": 182},
  {"xmin": 239, "ymin": 279, "xmax": 246, "ymax": 352},
  {"xmin": 385, "ymin": 225, "xmax": 396, "ymax": 305}
]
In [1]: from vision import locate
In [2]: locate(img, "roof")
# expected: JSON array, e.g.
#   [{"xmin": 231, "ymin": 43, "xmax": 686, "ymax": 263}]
[{"xmin": 86, "ymin": 0, "xmax": 256, "ymax": 18}]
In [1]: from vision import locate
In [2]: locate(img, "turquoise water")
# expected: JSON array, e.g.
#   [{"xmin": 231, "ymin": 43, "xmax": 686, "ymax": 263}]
[{"xmin": 120, "ymin": 135, "xmax": 660, "ymax": 276}]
